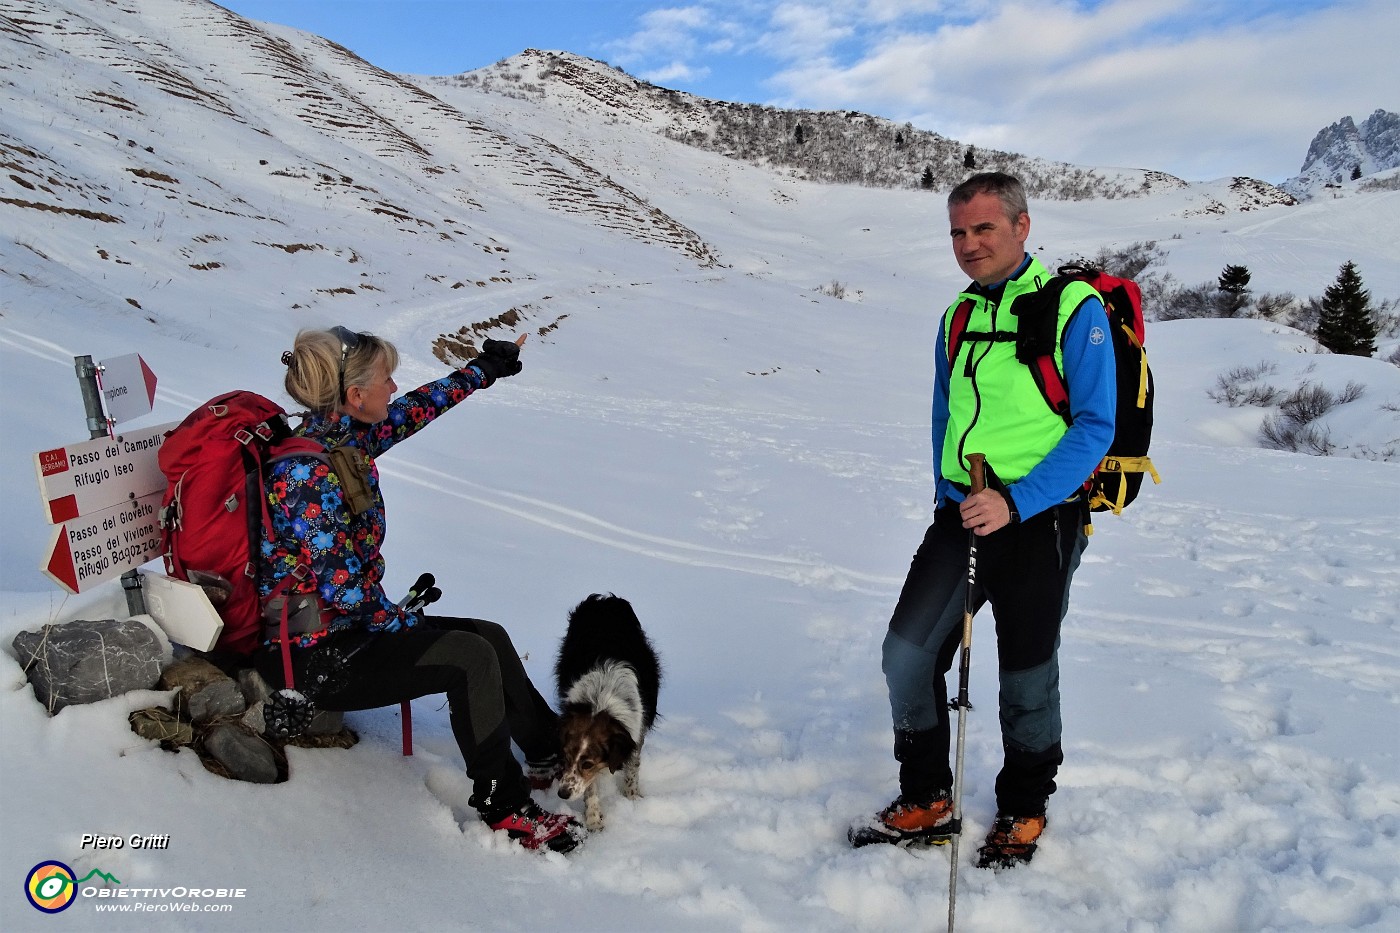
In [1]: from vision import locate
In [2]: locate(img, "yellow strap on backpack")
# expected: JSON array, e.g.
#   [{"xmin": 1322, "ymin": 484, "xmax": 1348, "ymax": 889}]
[{"xmin": 1087, "ymin": 455, "xmax": 1162, "ymax": 515}]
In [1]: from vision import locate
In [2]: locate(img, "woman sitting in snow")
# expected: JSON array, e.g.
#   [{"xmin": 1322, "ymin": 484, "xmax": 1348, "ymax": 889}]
[{"xmin": 257, "ymin": 326, "xmax": 583, "ymax": 854}]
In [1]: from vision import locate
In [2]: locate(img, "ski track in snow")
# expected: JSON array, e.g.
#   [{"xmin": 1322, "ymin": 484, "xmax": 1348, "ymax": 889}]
[
  {"xmin": 383, "ymin": 458, "xmax": 902, "ymax": 593},
  {"xmin": 382, "ymin": 386, "xmax": 920, "ymax": 594}
]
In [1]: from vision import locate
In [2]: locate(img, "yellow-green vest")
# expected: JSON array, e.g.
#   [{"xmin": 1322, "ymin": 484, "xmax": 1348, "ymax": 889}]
[{"xmin": 940, "ymin": 258, "xmax": 1099, "ymax": 485}]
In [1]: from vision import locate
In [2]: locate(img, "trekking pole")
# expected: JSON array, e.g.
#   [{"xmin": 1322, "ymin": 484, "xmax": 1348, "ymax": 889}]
[
  {"xmin": 397, "ymin": 572, "xmax": 435, "ymax": 610},
  {"xmin": 947, "ymin": 452, "xmax": 987, "ymax": 933},
  {"xmin": 395, "ymin": 573, "xmax": 439, "ymax": 757},
  {"xmin": 399, "ymin": 586, "xmax": 439, "ymax": 754}
]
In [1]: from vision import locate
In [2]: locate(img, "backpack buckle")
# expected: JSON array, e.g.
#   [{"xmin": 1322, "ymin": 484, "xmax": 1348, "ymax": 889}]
[{"xmin": 159, "ymin": 493, "xmax": 181, "ymax": 530}]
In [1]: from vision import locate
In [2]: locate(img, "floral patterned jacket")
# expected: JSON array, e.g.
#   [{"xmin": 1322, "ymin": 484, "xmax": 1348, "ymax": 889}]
[{"xmin": 258, "ymin": 367, "xmax": 486, "ymax": 647}]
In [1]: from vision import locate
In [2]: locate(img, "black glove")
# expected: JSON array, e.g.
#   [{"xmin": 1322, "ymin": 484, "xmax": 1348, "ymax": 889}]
[{"xmin": 469, "ymin": 338, "xmax": 523, "ymax": 386}]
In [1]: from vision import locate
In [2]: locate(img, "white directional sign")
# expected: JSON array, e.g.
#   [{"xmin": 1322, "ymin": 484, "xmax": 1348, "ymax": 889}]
[
  {"xmin": 98, "ymin": 352, "xmax": 158, "ymax": 425},
  {"xmin": 34, "ymin": 422, "xmax": 175, "ymax": 524},
  {"xmin": 42, "ymin": 492, "xmax": 164, "ymax": 594},
  {"xmin": 139, "ymin": 572, "xmax": 224, "ymax": 652}
]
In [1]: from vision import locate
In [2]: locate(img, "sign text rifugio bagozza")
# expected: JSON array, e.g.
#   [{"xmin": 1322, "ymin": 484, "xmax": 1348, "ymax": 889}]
[{"xmin": 43, "ymin": 491, "xmax": 164, "ymax": 594}]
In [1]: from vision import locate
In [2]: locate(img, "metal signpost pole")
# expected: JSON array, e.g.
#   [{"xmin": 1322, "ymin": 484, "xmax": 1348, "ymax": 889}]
[{"xmin": 74, "ymin": 354, "xmax": 147, "ymax": 616}]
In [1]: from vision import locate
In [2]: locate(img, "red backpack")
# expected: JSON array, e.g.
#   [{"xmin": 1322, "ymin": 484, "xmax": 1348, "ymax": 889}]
[
  {"xmin": 947, "ymin": 263, "xmax": 1160, "ymax": 521},
  {"xmin": 157, "ymin": 391, "xmax": 325, "ymax": 657}
]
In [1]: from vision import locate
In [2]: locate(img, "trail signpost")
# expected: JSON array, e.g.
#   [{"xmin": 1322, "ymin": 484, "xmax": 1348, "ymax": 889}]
[
  {"xmin": 34, "ymin": 352, "xmax": 226, "ymax": 651},
  {"xmin": 35, "ymin": 353, "xmax": 166, "ymax": 614}
]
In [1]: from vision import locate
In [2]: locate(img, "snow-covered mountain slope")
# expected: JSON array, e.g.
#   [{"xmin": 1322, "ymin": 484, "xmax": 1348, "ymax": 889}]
[
  {"xmin": 0, "ymin": 0, "xmax": 717, "ymax": 355},
  {"xmin": 435, "ymin": 48, "xmax": 1298, "ymax": 213}
]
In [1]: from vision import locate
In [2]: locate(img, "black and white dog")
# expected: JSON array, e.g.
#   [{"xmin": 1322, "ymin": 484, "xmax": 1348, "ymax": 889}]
[{"xmin": 553, "ymin": 594, "xmax": 661, "ymax": 832}]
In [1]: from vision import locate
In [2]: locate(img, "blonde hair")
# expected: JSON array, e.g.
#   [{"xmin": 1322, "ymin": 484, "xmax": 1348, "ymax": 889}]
[{"xmin": 282, "ymin": 328, "xmax": 399, "ymax": 414}]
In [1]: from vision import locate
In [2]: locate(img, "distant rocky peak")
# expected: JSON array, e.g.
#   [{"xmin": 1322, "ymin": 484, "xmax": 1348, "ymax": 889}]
[
  {"xmin": 1358, "ymin": 109, "xmax": 1400, "ymax": 168},
  {"xmin": 1298, "ymin": 109, "xmax": 1400, "ymax": 180},
  {"xmin": 1283, "ymin": 109, "xmax": 1399, "ymax": 198},
  {"xmin": 1300, "ymin": 115, "xmax": 1363, "ymax": 175}
]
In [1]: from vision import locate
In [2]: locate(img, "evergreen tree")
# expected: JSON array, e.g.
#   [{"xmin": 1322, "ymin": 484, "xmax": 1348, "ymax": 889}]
[
  {"xmin": 1316, "ymin": 261, "xmax": 1378, "ymax": 356},
  {"xmin": 920, "ymin": 166, "xmax": 935, "ymax": 189},
  {"xmin": 894, "ymin": 130, "xmax": 904, "ymax": 149},
  {"xmin": 1217, "ymin": 264, "xmax": 1252, "ymax": 317},
  {"xmin": 963, "ymin": 146, "xmax": 976, "ymax": 169},
  {"xmin": 794, "ymin": 124, "xmax": 805, "ymax": 145},
  {"xmin": 1218, "ymin": 264, "xmax": 1251, "ymax": 292},
  {"xmin": 1350, "ymin": 164, "xmax": 1362, "ymax": 181}
]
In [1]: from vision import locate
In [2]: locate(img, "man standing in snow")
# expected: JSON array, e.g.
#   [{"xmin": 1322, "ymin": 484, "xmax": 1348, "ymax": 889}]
[{"xmin": 851, "ymin": 172, "xmax": 1116, "ymax": 868}]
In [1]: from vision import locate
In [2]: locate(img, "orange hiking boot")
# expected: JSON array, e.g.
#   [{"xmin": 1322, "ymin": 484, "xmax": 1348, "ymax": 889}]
[
  {"xmin": 848, "ymin": 791, "xmax": 957, "ymax": 848},
  {"xmin": 975, "ymin": 812, "xmax": 1047, "ymax": 869}
]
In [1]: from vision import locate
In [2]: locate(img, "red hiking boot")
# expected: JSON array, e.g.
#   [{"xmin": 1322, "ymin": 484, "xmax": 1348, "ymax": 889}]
[{"xmin": 484, "ymin": 800, "xmax": 585, "ymax": 854}]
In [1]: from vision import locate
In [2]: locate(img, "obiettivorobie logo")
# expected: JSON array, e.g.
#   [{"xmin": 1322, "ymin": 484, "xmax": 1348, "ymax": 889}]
[
  {"xmin": 24, "ymin": 861, "xmax": 122, "ymax": 913},
  {"xmin": 24, "ymin": 858, "xmax": 247, "ymax": 916}
]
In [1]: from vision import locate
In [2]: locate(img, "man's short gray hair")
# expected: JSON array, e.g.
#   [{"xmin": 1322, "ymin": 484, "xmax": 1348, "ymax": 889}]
[{"xmin": 948, "ymin": 172, "xmax": 1028, "ymax": 224}]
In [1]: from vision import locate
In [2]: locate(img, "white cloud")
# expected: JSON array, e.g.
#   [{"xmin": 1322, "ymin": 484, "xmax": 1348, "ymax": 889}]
[
  {"xmin": 754, "ymin": 0, "xmax": 1400, "ymax": 181},
  {"xmin": 602, "ymin": 0, "xmax": 1397, "ymax": 181},
  {"xmin": 606, "ymin": 4, "xmax": 714, "ymax": 66},
  {"xmin": 758, "ymin": 2, "xmax": 855, "ymax": 60},
  {"xmin": 642, "ymin": 60, "xmax": 712, "ymax": 84}
]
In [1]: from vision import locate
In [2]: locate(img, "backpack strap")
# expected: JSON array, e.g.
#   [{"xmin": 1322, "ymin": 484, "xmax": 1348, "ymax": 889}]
[
  {"xmin": 1088, "ymin": 456, "xmax": 1162, "ymax": 514},
  {"xmin": 251, "ymin": 433, "xmax": 331, "ymax": 692},
  {"xmin": 945, "ymin": 298, "xmax": 976, "ymax": 367},
  {"xmin": 326, "ymin": 445, "xmax": 374, "ymax": 517},
  {"xmin": 253, "ymin": 444, "xmax": 311, "ymax": 692},
  {"xmin": 948, "ymin": 296, "xmax": 1024, "ymax": 380},
  {"xmin": 1009, "ymin": 276, "xmax": 1074, "ymax": 424}
]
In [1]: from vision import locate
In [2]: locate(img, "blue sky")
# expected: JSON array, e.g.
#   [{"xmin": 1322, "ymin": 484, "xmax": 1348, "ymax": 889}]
[{"xmin": 217, "ymin": 0, "xmax": 1397, "ymax": 183}]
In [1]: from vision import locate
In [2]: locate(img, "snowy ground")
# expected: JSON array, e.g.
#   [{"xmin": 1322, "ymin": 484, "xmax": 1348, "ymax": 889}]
[
  {"xmin": 3, "ymin": 3, "xmax": 1399, "ymax": 930},
  {"xmin": 4, "ymin": 308, "xmax": 1397, "ymax": 933}
]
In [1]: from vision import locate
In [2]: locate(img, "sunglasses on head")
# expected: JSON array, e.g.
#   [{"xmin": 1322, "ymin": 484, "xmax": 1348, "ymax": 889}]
[{"xmin": 331, "ymin": 325, "xmax": 366, "ymax": 401}]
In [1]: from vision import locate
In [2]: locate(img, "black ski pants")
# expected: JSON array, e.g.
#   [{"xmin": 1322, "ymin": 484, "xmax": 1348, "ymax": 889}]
[
  {"xmin": 881, "ymin": 501, "xmax": 1086, "ymax": 816},
  {"xmin": 256, "ymin": 617, "xmax": 559, "ymax": 816}
]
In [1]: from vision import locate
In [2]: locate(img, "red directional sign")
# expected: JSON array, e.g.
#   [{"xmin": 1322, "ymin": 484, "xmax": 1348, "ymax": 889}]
[
  {"xmin": 98, "ymin": 353, "xmax": 158, "ymax": 425},
  {"xmin": 42, "ymin": 492, "xmax": 164, "ymax": 594}
]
